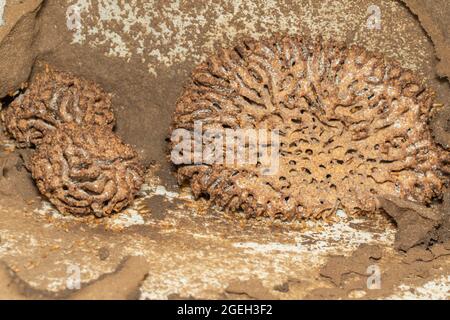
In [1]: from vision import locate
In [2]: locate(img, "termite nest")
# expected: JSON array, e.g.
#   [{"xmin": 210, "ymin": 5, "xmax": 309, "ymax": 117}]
[{"xmin": 170, "ymin": 35, "xmax": 450, "ymax": 220}]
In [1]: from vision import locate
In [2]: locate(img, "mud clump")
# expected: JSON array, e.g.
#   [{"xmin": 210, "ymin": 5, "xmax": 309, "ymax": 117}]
[
  {"xmin": 170, "ymin": 35, "xmax": 450, "ymax": 220},
  {"xmin": 1, "ymin": 66, "xmax": 115, "ymax": 148},
  {"xmin": 30, "ymin": 123, "xmax": 144, "ymax": 217}
]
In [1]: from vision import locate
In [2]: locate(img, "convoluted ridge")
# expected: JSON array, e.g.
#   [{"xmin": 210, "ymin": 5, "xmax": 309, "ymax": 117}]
[
  {"xmin": 170, "ymin": 35, "xmax": 450, "ymax": 220},
  {"xmin": 30, "ymin": 123, "xmax": 144, "ymax": 217},
  {"xmin": 2, "ymin": 66, "xmax": 115, "ymax": 147}
]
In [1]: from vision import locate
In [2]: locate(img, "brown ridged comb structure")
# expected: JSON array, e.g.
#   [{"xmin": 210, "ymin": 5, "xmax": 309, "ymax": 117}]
[
  {"xmin": 1, "ymin": 66, "xmax": 115, "ymax": 147},
  {"xmin": 170, "ymin": 35, "xmax": 450, "ymax": 220},
  {"xmin": 30, "ymin": 123, "xmax": 144, "ymax": 217}
]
